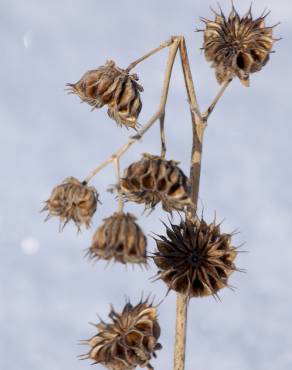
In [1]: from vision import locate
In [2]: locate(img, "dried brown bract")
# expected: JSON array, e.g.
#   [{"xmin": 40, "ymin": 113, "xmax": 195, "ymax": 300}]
[
  {"xmin": 88, "ymin": 212, "xmax": 147, "ymax": 265},
  {"xmin": 67, "ymin": 60, "xmax": 143, "ymax": 129},
  {"xmin": 153, "ymin": 218, "xmax": 238, "ymax": 298},
  {"xmin": 81, "ymin": 299, "xmax": 162, "ymax": 370},
  {"xmin": 42, "ymin": 177, "xmax": 99, "ymax": 230},
  {"xmin": 200, "ymin": 6, "xmax": 276, "ymax": 86},
  {"xmin": 121, "ymin": 153, "xmax": 191, "ymax": 213}
]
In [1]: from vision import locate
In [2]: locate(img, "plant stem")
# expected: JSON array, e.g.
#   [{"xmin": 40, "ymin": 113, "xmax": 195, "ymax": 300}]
[
  {"xmin": 160, "ymin": 112, "xmax": 166, "ymax": 158},
  {"xmin": 173, "ymin": 37, "xmax": 206, "ymax": 370},
  {"xmin": 114, "ymin": 157, "xmax": 124, "ymax": 213},
  {"xmin": 84, "ymin": 40, "xmax": 179, "ymax": 184},
  {"xmin": 202, "ymin": 79, "xmax": 232, "ymax": 119},
  {"xmin": 126, "ymin": 38, "xmax": 174, "ymax": 71}
]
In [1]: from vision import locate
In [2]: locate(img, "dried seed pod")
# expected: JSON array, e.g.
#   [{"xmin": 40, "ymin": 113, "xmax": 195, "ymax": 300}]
[
  {"xmin": 200, "ymin": 6, "xmax": 276, "ymax": 86},
  {"xmin": 67, "ymin": 61, "xmax": 143, "ymax": 129},
  {"xmin": 121, "ymin": 153, "xmax": 191, "ymax": 213},
  {"xmin": 88, "ymin": 212, "xmax": 147, "ymax": 265},
  {"xmin": 153, "ymin": 218, "xmax": 238, "ymax": 298},
  {"xmin": 43, "ymin": 177, "xmax": 99, "ymax": 230},
  {"xmin": 81, "ymin": 299, "xmax": 162, "ymax": 370}
]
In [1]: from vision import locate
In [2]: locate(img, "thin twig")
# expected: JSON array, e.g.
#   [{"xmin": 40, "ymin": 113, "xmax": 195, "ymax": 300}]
[
  {"xmin": 202, "ymin": 79, "xmax": 232, "ymax": 120},
  {"xmin": 160, "ymin": 112, "xmax": 166, "ymax": 158},
  {"xmin": 84, "ymin": 40, "xmax": 180, "ymax": 184},
  {"xmin": 172, "ymin": 36, "xmax": 206, "ymax": 370},
  {"xmin": 114, "ymin": 157, "xmax": 124, "ymax": 213},
  {"xmin": 126, "ymin": 38, "xmax": 174, "ymax": 72}
]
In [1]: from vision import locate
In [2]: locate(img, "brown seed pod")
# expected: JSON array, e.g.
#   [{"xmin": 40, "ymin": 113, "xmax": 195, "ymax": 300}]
[
  {"xmin": 153, "ymin": 218, "xmax": 238, "ymax": 298},
  {"xmin": 66, "ymin": 60, "xmax": 143, "ymax": 129},
  {"xmin": 80, "ymin": 299, "xmax": 162, "ymax": 370},
  {"xmin": 199, "ymin": 6, "xmax": 276, "ymax": 86},
  {"xmin": 88, "ymin": 212, "xmax": 147, "ymax": 265},
  {"xmin": 121, "ymin": 153, "xmax": 191, "ymax": 213},
  {"xmin": 42, "ymin": 177, "xmax": 99, "ymax": 230}
]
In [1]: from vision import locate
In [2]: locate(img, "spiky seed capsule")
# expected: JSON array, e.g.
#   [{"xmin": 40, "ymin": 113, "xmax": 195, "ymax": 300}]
[
  {"xmin": 200, "ymin": 6, "xmax": 275, "ymax": 86},
  {"xmin": 66, "ymin": 60, "xmax": 143, "ymax": 129},
  {"xmin": 153, "ymin": 218, "xmax": 238, "ymax": 298},
  {"xmin": 43, "ymin": 177, "xmax": 98, "ymax": 230},
  {"xmin": 81, "ymin": 300, "xmax": 162, "ymax": 370},
  {"xmin": 121, "ymin": 153, "xmax": 191, "ymax": 213},
  {"xmin": 88, "ymin": 212, "xmax": 147, "ymax": 265}
]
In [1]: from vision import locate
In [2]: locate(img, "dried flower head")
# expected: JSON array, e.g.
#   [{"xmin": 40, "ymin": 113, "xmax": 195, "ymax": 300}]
[
  {"xmin": 81, "ymin": 299, "xmax": 162, "ymax": 370},
  {"xmin": 200, "ymin": 5, "xmax": 276, "ymax": 86},
  {"xmin": 121, "ymin": 153, "xmax": 191, "ymax": 213},
  {"xmin": 88, "ymin": 212, "xmax": 147, "ymax": 265},
  {"xmin": 67, "ymin": 60, "xmax": 143, "ymax": 128},
  {"xmin": 153, "ymin": 218, "xmax": 238, "ymax": 298},
  {"xmin": 42, "ymin": 177, "xmax": 99, "ymax": 230}
]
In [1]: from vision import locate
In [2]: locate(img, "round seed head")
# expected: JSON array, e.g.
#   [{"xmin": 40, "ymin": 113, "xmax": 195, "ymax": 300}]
[
  {"xmin": 153, "ymin": 218, "xmax": 238, "ymax": 298},
  {"xmin": 200, "ymin": 6, "xmax": 276, "ymax": 86},
  {"xmin": 81, "ymin": 299, "xmax": 162, "ymax": 370},
  {"xmin": 121, "ymin": 153, "xmax": 191, "ymax": 213},
  {"xmin": 42, "ymin": 177, "xmax": 99, "ymax": 231},
  {"xmin": 88, "ymin": 212, "xmax": 147, "ymax": 265}
]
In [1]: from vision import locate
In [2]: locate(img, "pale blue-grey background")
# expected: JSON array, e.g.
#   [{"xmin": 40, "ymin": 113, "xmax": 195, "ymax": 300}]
[{"xmin": 0, "ymin": 0, "xmax": 291, "ymax": 369}]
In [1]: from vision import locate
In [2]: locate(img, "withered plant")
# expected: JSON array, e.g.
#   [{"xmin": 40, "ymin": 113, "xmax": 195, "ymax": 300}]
[{"xmin": 43, "ymin": 4, "xmax": 278, "ymax": 370}]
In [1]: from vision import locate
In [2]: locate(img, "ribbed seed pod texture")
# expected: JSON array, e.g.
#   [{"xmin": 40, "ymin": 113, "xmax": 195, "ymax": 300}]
[
  {"xmin": 153, "ymin": 218, "xmax": 238, "ymax": 298},
  {"xmin": 81, "ymin": 300, "xmax": 162, "ymax": 370},
  {"xmin": 43, "ymin": 177, "xmax": 98, "ymax": 230},
  {"xmin": 67, "ymin": 60, "xmax": 143, "ymax": 129},
  {"xmin": 200, "ymin": 6, "xmax": 275, "ymax": 86},
  {"xmin": 121, "ymin": 153, "xmax": 191, "ymax": 213},
  {"xmin": 88, "ymin": 212, "xmax": 147, "ymax": 265}
]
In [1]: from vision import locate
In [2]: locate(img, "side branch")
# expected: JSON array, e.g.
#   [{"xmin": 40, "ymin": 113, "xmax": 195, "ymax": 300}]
[
  {"xmin": 202, "ymin": 79, "xmax": 232, "ymax": 120},
  {"xmin": 84, "ymin": 40, "xmax": 180, "ymax": 184}
]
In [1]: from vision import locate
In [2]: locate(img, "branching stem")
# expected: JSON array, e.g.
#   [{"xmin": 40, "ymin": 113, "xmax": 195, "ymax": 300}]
[
  {"xmin": 114, "ymin": 157, "xmax": 124, "ymax": 213},
  {"xmin": 202, "ymin": 79, "xmax": 232, "ymax": 120},
  {"xmin": 84, "ymin": 39, "xmax": 179, "ymax": 184}
]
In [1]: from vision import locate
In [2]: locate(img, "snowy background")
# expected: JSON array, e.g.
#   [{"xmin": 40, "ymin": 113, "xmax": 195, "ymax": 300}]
[{"xmin": 0, "ymin": 0, "xmax": 291, "ymax": 369}]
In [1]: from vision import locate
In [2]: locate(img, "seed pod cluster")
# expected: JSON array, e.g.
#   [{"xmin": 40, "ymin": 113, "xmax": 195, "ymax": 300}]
[
  {"xmin": 121, "ymin": 153, "xmax": 191, "ymax": 213},
  {"xmin": 88, "ymin": 212, "xmax": 147, "ymax": 265},
  {"xmin": 153, "ymin": 218, "xmax": 238, "ymax": 298},
  {"xmin": 81, "ymin": 300, "xmax": 162, "ymax": 370},
  {"xmin": 67, "ymin": 60, "xmax": 143, "ymax": 129},
  {"xmin": 200, "ymin": 6, "xmax": 275, "ymax": 86},
  {"xmin": 43, "ymin": 177, "xmax": 98, "ymax": 230}
]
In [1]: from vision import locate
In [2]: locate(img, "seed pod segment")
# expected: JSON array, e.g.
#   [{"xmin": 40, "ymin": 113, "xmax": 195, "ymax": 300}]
[
  {"xmin": 88, "ymin": 212, "xmax": 147, "ymax": 265},
  {"xmin": 200, "ymin": 6, "xmax": 276, "ymax": 86},
  {"xmin": 42, "ymin": 177, "xmax": 99, "ymax": 231},
  {"xmin": 67, "ymin": 60, "xmax": 143, "ymax": 129},
  {"xmin": 153, "ymin": 218, "xmax": 238, "ymax": 298},
  {"xmin": 81, "ymin": 299, "xmax": 162, "ymax": 370},
  {"xmin": 121, "ymin": 153, "xmax": 191, "ymax": 213}
]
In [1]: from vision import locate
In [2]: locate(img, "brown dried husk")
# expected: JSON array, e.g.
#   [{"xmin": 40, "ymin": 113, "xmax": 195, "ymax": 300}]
[
  {"xmin": 153, "ymin": 218, "xmax": 238, "ymax": 298},
  {"xmin": 200, "ymin": 6, "xmax": 275, "ymax": 86},
  {"xmin": 81, "ymin": 300, "xmax": 162, "ymax": 370},
  {"xmin": 88, "ymin": 212, "xmax": 147, "ymax": 265},
  {"xmin": 121, "ymin": 153, "xmax": 191, "ymax": 213},
  {"xmin": 67, "ymin": 60, "xmax": 143, "ymax": 128},
  {"xmin": 42, "ymin": 177, "xmax": 98, "ymax": 230}
]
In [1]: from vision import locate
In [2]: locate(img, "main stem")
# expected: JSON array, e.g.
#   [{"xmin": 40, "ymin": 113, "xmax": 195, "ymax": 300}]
[{"xmin": 173, "ymin": 37, "xmax": 207, "ymax": 370}]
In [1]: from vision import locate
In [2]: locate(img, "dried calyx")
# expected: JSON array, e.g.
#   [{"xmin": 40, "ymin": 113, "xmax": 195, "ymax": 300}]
[
  {"xmin": 121, "ymin": 153, "xmax": 191, "ymax": 213},
  {"xmin": 200, "ymin": 5, "xmax": 277, "ymax": 86},
  {"xmin": 42, "ymin": 177, "xmax": 99, "ymax": 231},
  {"xmin": 80, "ymin": 299, "xmax": 162, "ymax": 370},
  {"xmin": 88, "ymin": 212, "xmax": 147, "ymax": 265},
  {"xmin": 153, "ymin": 217, "xmax": 238, "ymax": 298},
  {"xmin": 67, "ymin": 60, "xmax": 143, "ymax": 129}
]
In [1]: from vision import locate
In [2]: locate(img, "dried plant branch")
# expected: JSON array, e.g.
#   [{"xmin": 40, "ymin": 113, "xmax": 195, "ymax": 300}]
[
  {"xmin": 126, "ymin": 38, "xmax": 174, "ymax": 72},
  {"xmin": 160, "ymin": 112, "xmax": 166, "ymax": 158},
  {"xmin": 114, "ymin": 157, "xmax": 124, "ymax": 213},
  {"xmin": 84, "ymin": 40, "xmax": 180, "ymax": 184},
  {"xmin": 172, "ymin": 36, "xmax": 207, "ymax": 370},
  {"xmin": 202, "ymin": 79, "xmax": 232, "ymax": 120}
]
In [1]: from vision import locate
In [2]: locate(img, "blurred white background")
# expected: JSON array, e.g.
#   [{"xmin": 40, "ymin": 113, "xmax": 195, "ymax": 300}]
[{"xmin": 0, "ymin": 0, "xmax": 291, "ymax": 369}]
